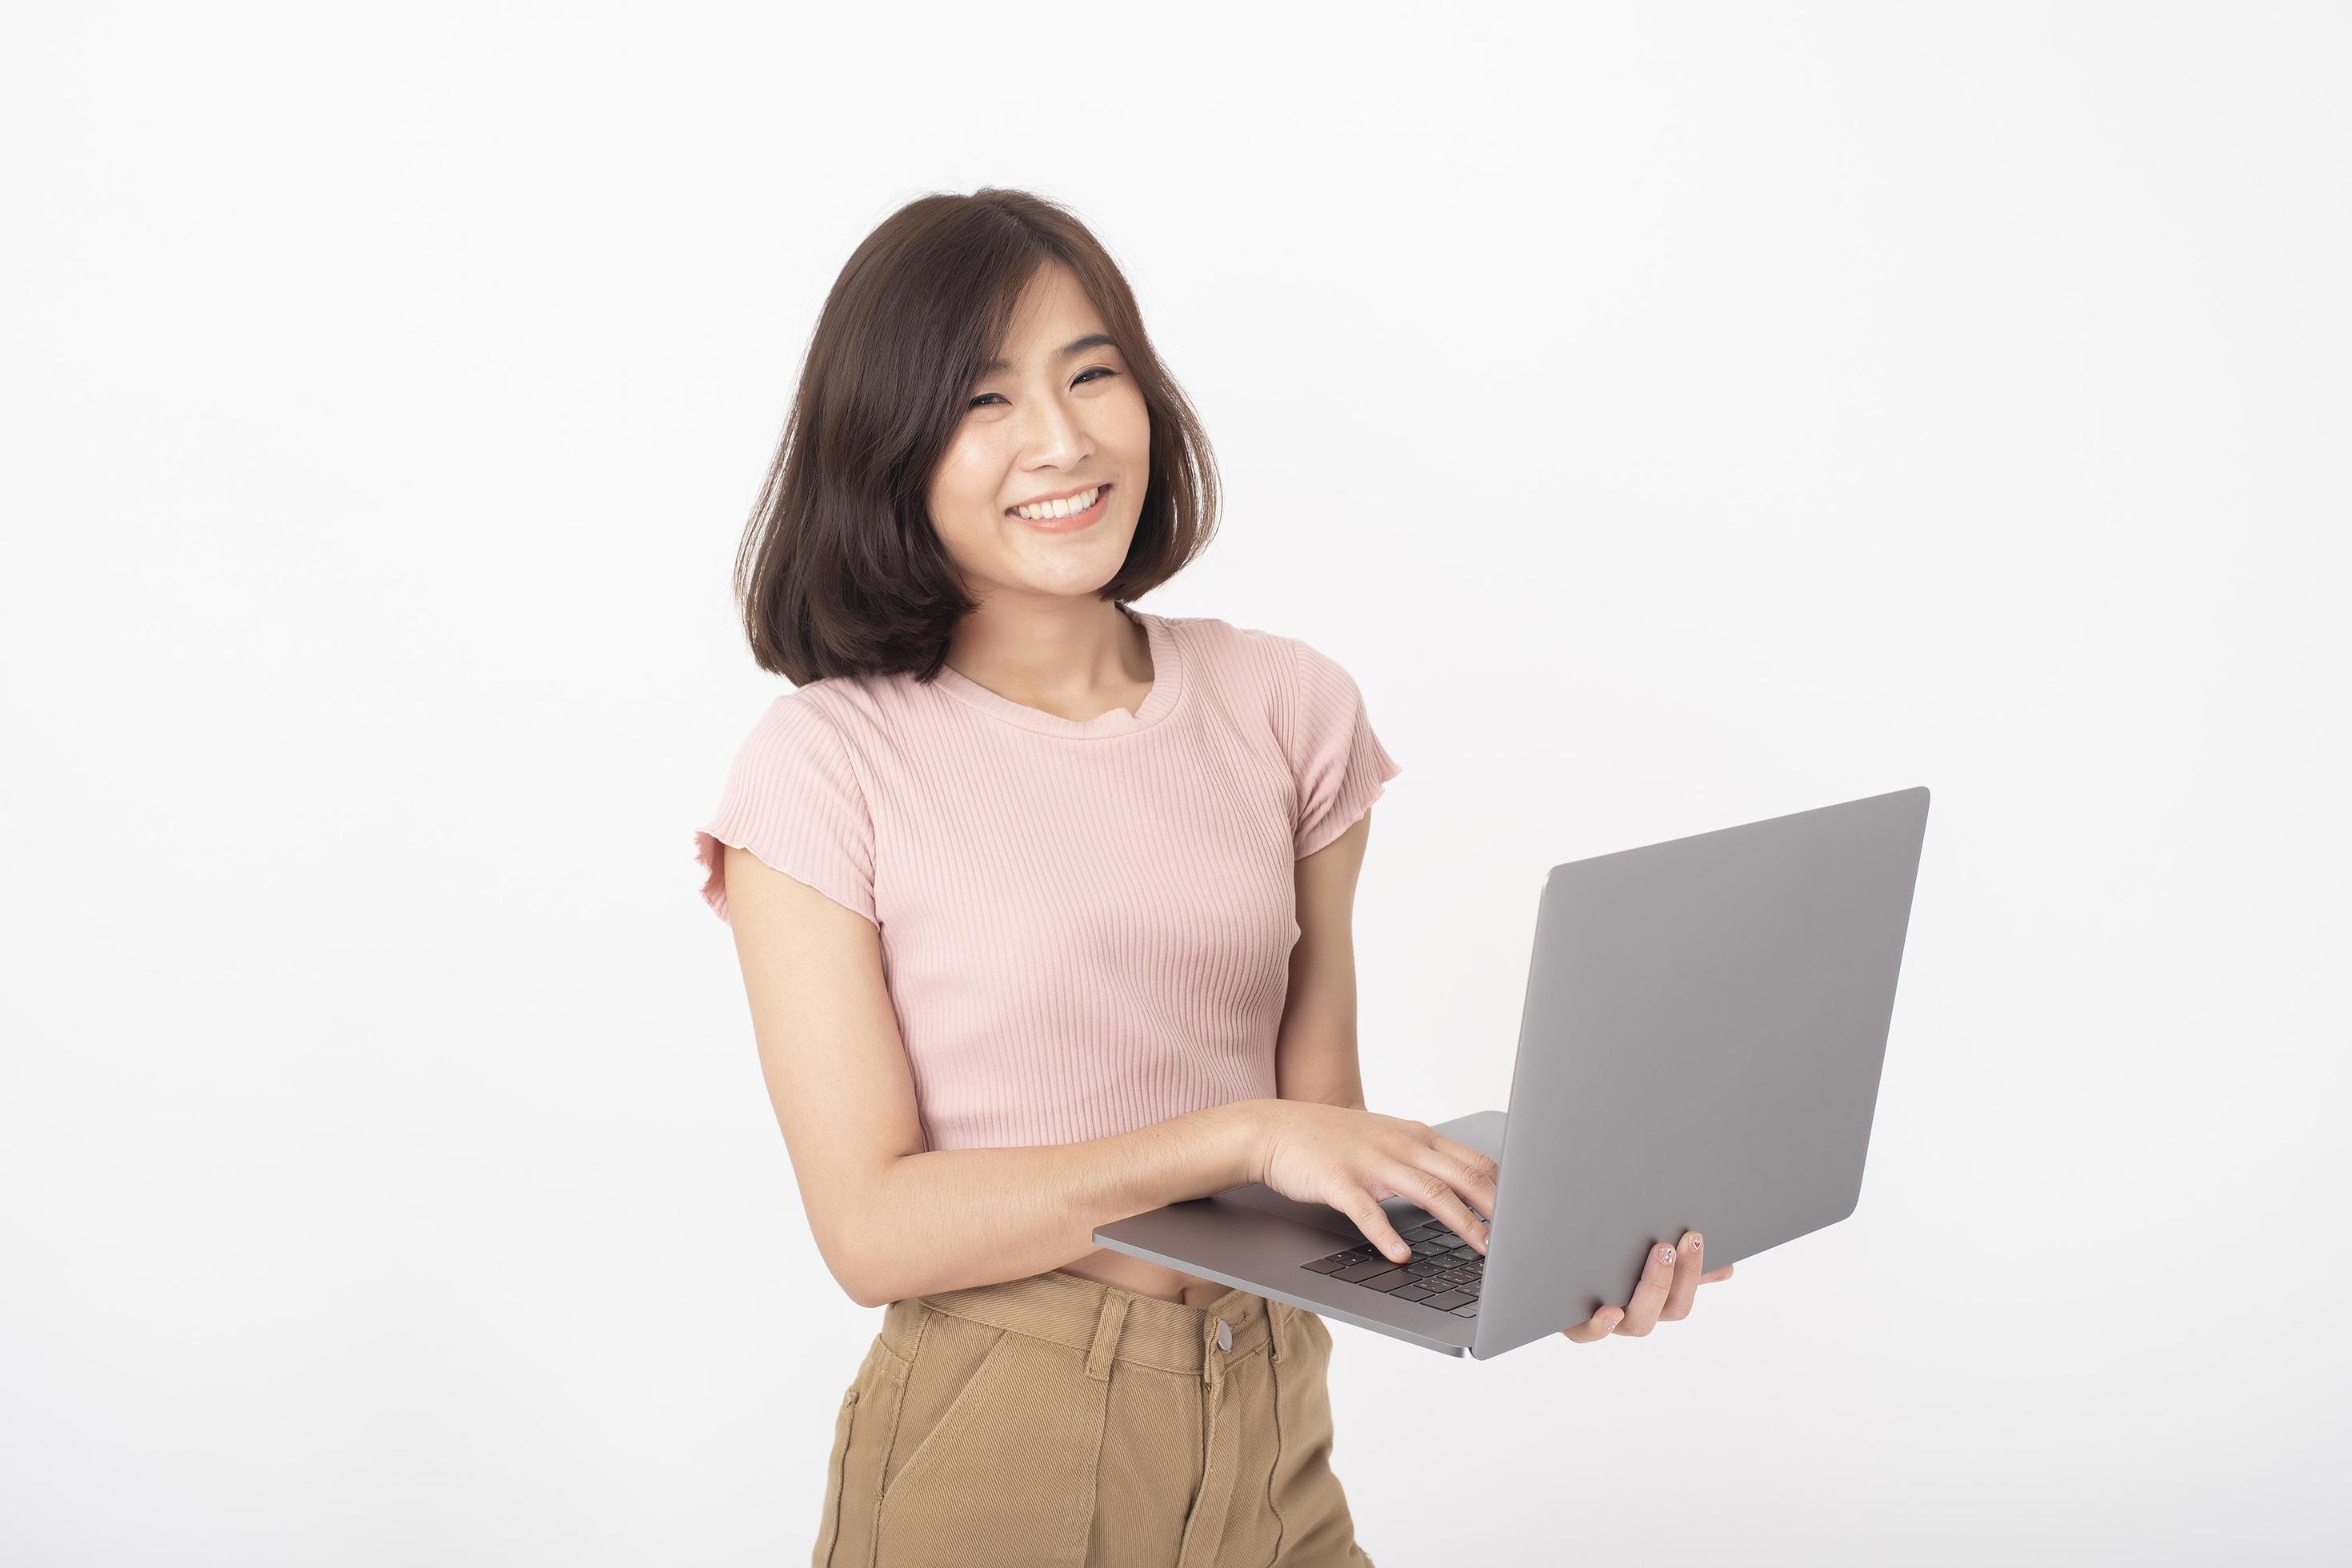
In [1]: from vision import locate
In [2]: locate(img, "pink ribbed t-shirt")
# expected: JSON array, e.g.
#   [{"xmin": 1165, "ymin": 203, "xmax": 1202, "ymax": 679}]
[{"xmin": 692, "ymin": 606, "xmax": 1402, "ymax": 1153}]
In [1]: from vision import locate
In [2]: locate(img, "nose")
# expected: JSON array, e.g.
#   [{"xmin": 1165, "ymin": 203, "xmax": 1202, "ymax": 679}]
[{"xmin": 1015, "ymin": 387, "xmax": 1089, "ymax": 470}]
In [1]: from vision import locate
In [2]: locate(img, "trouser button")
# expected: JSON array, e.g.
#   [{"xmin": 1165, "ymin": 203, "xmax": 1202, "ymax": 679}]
[{"xmin": 1215, "ymin": 1318, "xmax": 1232, "ymax": 1352}]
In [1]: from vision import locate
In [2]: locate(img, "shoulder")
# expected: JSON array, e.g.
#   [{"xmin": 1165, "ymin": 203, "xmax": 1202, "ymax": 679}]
[
  {"xmin": 1151, "ymin": 614, "xmax": 1402, "ymax": 859},
  {"xmin": 757, "ymin": 672, "xmax": 911, "ymax": 746},
  {"xmin": 699, "ymin": 682, "xmax": 880, "ymax": 926},
  {"xmin": 722, "ymin": 682, "xmax": 872, "ymax": 791},
  {"xmin": 1154, "ymin": 611, "xmax": 1350, "ymax": 695},
  {"xmin": 736, "ymin": 680, "xmax": 850, "ymax": 746},
  {"xmin": 1161, "ymin": 613, "xmax": 1365, "ymax": 726}
]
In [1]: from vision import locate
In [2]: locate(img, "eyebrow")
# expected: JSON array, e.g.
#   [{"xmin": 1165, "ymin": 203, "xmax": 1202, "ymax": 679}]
[{"xmin": 982, "ymin": 332, "xmax": 1120, "ymax": 375}]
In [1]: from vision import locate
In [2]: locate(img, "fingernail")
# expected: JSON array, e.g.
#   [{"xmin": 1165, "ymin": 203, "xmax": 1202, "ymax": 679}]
[
  {"xmin": 1658, "ymin": 1246, "xmax": 1674, "ymax": 1263},
  {"xmin": 1689, "ymin": 1235, "xmax": 1702, "ymax": 1250}
]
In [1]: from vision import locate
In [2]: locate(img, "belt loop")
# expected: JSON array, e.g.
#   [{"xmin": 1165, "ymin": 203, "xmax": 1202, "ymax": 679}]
[
  {"xmin": 1086, "ymin": 1287, "xmax": 1132, "ymax": 1382},
  {"xmin": 1268, "ymin": 1300, "xmax": 1287, "ymax": 1363},
  {"xmin": 1202, "ymin": 1314, "xmax": 1226, "ymax": 1394}
]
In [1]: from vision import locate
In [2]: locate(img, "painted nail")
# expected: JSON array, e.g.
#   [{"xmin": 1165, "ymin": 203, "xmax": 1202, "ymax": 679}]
[{"xmin": 1658, "ymin": 1246, "xmax": 1674, "ymax": 1263}]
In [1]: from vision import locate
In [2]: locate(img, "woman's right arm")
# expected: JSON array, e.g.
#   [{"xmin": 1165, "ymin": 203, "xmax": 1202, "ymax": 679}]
[
  {"xmin": 722, "ymin": 843, "xmax": 1498, "ymax": 1306},
  {"xmin": 722, "ymin": 843, "xmax": 1263, "ymax": 1307}
]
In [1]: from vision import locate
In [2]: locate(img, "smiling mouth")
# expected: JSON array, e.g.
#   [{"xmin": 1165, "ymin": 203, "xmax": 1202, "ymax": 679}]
[{"xmin": 1006, "ymin": 482, "xmax": 1110, "ymax": 522}]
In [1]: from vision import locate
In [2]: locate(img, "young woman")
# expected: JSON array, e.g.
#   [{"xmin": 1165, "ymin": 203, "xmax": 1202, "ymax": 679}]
[{"xmin": 694, "ymin": 189, "xmax": 1726, "ymax": 1568}]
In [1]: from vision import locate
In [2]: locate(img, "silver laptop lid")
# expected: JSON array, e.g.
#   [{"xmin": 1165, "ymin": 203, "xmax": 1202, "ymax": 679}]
[{"xmin": 1472, "ymin": 786, "xmax": 1930, "ymax": 1359}]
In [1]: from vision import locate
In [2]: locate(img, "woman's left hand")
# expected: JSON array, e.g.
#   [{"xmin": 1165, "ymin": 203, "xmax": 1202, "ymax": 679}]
[{"xmin": 1559, "ymin": 1229, "xmax": 1734, "ymax": 1342}]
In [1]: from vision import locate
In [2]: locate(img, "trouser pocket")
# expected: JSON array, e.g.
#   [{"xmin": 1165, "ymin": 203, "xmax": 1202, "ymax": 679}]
[
  {"xmin": 872, "ymin": 1309, "xmax": 1104, "ymax": 1567},
  {"xmin": 813, "ymin": 1384, "xmax": 859, "ymax": 1568},
  {"xmin": 815, "ymin": 1332, "xmax": 912, "ymax": 1568}
]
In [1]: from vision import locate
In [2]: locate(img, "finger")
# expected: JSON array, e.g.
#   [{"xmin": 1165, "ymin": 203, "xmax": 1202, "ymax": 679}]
[
  {"xmin": 1340, "ymin": 1196, "xmax": 1415, "ymax": 1266},
  {"xmin": 1423, "ymin": 1132, "xmax": 1502, "ymax": 1222},
  {"xmin": 1702, "ymin": 1264, "xmax": 1734, "ymax": 1283},
  {"xmin": 1659, "ymin": 1230, "xmax": 1705, "ymax": 1321},
  {"xmin": 1613, "ymin": 1241, "xmax": 1678, "ymax": 1335},
  {"xmin": 1387, "ymin": 1124, "xmax": 1497, "ymax": 1238},
  {"xmin": 1559, "ymin": 1303, "xmax": 1624, "ymax": 1343},
  {"xmin": 1386, "ymin": 1159, "xmax": 1491, "ymax": 1254}
]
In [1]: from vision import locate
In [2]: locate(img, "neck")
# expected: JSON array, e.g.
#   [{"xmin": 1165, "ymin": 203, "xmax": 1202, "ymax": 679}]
[{"xmin": 944, "ymin": 598, "xmax": 1152, "ymax": 714}]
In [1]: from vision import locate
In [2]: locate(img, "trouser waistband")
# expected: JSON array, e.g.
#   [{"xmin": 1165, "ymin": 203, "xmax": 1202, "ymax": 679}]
[{"xmin": 882, "ymin": 1268, "xmax": 1285, "ymax": 1386}]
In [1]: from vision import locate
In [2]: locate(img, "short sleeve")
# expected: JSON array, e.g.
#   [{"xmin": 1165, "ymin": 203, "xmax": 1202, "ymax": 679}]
[
  {"xmin": 692, "ymin": 695, "xmax": 878, "ymax": 926},
  {"xmin": 1286, "ymin": 637, "xmax": 1404, "ymax": 859}
]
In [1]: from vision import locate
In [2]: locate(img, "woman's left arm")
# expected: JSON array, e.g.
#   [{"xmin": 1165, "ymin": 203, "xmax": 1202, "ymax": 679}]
[{"xmin": 1273, "ymin": 809, "xmax": 1376, "ymax": 1111}]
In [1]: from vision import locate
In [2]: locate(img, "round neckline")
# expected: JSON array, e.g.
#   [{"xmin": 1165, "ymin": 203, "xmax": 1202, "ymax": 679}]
[{"xmin": 930, "ymin": 605, "xmax": 1183, "ymax": 738}]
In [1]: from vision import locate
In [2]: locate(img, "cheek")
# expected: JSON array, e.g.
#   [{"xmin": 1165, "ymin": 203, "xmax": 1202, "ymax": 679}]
[
  {"xmin": 929, "ymin": 432, "xmax": 1003, "ymax": 526},
  {"xmin": 1107, "ymin": 389, "xmax": 1152, "ymax": 462}
]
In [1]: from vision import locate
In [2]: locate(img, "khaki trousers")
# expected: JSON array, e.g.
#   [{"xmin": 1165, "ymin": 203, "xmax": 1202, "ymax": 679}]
[{"xmin": 812, "ymin": 1267, "xmax": 1378, "ymax": 1567}]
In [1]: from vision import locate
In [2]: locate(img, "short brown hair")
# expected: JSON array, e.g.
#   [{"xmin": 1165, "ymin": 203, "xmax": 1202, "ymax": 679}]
[{"xmin": 729, "ymin": 188, "xmax": 1221, "ymax": 685}]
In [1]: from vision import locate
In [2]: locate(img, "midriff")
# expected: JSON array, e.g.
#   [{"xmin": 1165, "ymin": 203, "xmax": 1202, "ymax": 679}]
[{"xmin": 1057, "ymin": 1245, "xmax": 1236, "ymax": 1310}]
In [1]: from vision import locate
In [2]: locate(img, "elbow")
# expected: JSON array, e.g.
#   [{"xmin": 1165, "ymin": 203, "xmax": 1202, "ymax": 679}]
[
  {"xmin": 828, "ymin": 1255, "xmax": 888, "ymax": 1311},
  {"xmin": 818, "ymin": 1206, "xmax": 906, "ymax": 1310},
  {"xmin": 814, "ymin": 1160, "xmax": 914, "ymax": 1310},
  {"xmin": 821, "ymin": 1234, "xmax": 891, "ymax": 1310}
]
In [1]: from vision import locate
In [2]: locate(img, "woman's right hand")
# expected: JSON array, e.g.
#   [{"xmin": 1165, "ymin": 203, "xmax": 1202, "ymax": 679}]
[{"xmin": 1248, "ymin": 1102, "xmax": 1500, "ymax": 1266}]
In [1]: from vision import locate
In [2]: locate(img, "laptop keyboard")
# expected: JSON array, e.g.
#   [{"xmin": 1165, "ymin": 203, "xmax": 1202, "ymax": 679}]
[{"xmin": 1299, "ymin": 1218, "xmax": 1484, "ymax": 1317}]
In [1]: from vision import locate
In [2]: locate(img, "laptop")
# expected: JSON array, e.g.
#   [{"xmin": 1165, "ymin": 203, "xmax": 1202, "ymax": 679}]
[{"xmin": 1093, "ymin": 785, "xmax": 1931, "ymax": 1359}]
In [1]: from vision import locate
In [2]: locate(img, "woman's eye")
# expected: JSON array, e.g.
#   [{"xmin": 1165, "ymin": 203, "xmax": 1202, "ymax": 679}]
[{"xmin": 967, "ymin": 368, "xmax": 1117, "ymax": 410}]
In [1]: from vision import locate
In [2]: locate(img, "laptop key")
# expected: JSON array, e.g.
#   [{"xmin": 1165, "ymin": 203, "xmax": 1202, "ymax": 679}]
[
  {"xmin": 1451, "ymin": 1303, "xmax": 1480, "ymax": 1317},
  {"xmin": 1394, "ymin": 1285, "xmax": 1437, "ymax": 1302},
  {"xmin": 1422, "ymin": 1290, "xmax": 1474, "ymax": 1310},
  {"xmin": 1358, "ymin": 1268, "xmax": 1414, "ymax": 1291},
  {"xmin": 1301, "ymin": 1258, "xmax": 1350, "ymax": 1274},
  {"xmin": 1333, "ymin": 1260, "xmax": 1398, "ymax": 1283}
]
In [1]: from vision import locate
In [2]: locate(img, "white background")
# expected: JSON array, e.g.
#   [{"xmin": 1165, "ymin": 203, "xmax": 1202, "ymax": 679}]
[{"xmin": 5, "ymin": 4, "xmax": 2346, "ymax": 1564}]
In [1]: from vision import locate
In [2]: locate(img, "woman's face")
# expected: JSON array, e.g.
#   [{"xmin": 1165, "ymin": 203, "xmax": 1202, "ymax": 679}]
[{"xmin": 925, "ymin": 260, "xmax": 1152, "ymax": 603}]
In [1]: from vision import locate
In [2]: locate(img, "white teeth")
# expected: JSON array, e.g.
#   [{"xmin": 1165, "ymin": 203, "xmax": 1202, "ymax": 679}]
[{"xmin": 1014, "ymin": 485, "xmax": 1100, "ymax": 521}]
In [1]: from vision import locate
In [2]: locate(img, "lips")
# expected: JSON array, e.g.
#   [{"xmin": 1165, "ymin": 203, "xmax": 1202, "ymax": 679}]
[
  {"xmin": 1006, "ymin": 482, "xmax": 1105, "ymax": 517},
  {"xmin": 1009, "ymin": 482, "xmax": 1111, "ymax": 532}
]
